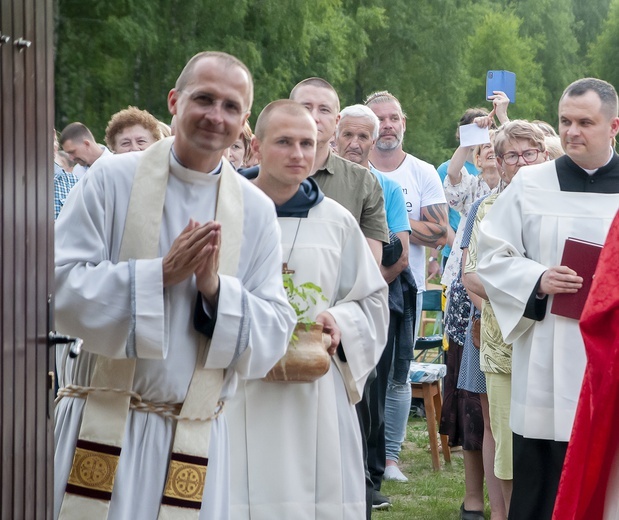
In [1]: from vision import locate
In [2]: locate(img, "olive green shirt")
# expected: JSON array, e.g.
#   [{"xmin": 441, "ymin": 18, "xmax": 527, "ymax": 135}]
[{"xmin": 312, "ymin": 151, "xmax": 389, "ymax": 243}]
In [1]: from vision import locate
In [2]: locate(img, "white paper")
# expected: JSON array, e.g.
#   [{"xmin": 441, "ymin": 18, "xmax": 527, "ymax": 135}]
[{"xmin": 459, "ymin": 123, "xmax": 491, "ymax": 147}]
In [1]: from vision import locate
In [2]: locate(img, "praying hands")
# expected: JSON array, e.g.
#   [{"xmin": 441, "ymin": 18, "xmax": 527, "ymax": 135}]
[{"xmin": 163, "ymin": 219, "xmax": 221, "ymax": 307}]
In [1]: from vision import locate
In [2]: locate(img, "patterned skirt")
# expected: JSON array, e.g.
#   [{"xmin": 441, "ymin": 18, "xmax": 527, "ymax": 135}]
[{"xmin": 439, "ymin": 337, "xmax": 483, "ymax": 451}]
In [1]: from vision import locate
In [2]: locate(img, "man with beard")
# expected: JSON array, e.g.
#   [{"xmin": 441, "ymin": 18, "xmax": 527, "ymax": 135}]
[{"xmin": 366, "ymin": 90, "xmax": 448, "ymax": 483}]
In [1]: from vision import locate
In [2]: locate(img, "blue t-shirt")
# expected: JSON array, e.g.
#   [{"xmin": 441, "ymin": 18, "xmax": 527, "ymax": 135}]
[
  {"xmin": 370, "ymin": 167, "xmax": 411, "ymax": 234},
  {"xmin": 436, "ymin": 159, "xmax": 479, "ymax": 258}
]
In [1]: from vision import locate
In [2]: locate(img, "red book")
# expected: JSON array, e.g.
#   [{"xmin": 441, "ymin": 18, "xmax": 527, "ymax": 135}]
[{"xmin": 550, "ymin": 237, "xmax": 603, "ymax": 320}]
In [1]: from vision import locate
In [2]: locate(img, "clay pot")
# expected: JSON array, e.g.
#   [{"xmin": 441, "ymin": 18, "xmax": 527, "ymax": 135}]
[{"xmin": 263, "ymin": 323, "xmax": 331, "ymax": 383}]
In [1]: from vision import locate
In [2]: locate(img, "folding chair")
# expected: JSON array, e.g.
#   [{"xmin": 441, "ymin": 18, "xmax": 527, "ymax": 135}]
[{"xmin": 414, "ymin": 289, "xmax": 444, "ymax": 364}]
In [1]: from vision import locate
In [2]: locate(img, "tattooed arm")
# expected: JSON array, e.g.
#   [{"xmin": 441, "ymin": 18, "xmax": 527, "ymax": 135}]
[{"xmin": 409, "ymin": 202, "xmax": 448, "ymax": 247}]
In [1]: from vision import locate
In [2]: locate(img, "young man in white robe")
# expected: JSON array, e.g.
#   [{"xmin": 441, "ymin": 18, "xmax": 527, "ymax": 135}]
[
  {"xmin": 477, "ymin": 77, "xmax": 619, "ymax": 520},
  {"xmin": 222, "ymin": 100, "xmax": 388, "ymax": 520},
  {"xmin": 53, "ymin": 52, "xmax": 296, "ymax": 520}
]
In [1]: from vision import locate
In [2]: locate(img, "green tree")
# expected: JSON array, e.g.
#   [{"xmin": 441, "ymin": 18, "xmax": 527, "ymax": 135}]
[
  {"xmin": 242, "ymin": 0, "xmax": 376, "ymax": 117},
  {"xmin": 506, "ymin": 0, "xmax": 581, "ymax": 124},
  {"xmin": 572, "ymin": 0, "xmax": 612, "ymax": 58},
  {"xmin": 355, "ymin": 0, "xmax": 477, "ymax": 165},
  {"xmin": 588, "ymin": 0, "xmax": 619, "ymax": 90},
  {"xmin": 55, "ymin": 0, "xmax": 371, "ymax": 137},
  {"xmin": 54, "ymin": 0, "xmax": 612, "ymax": 164},
  {"xmin": 462, "ymin": 9, "xmax": 547, "ymax": 123},
  {"xmin": 55, "ymin": 0, "xmax": 161, "ymax": 137}
]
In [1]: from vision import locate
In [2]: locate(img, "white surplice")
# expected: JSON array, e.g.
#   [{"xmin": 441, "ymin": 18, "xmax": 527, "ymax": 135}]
[
  {"xmin": 477, "ymin": 162, "xmax": 619, "ymax": 441},
  {"xmin": 53, "ymin": 148, "xmax": 296, "ymax": 520},
  {"xmin": 227, "ymin": 197, "xmax": 389, "ymax": 520}
]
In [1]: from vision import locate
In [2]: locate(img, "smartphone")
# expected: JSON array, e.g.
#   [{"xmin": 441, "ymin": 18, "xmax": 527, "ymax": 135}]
[{"xmin": 486, "ymin": 70, "xmax": 516, "ymax": 104}]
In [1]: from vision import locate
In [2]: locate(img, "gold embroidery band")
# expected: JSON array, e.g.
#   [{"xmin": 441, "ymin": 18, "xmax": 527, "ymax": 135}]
[
  {"xmin": 161, "ymin": 452, "xmax": 208, "ymax": 510},
  {"xmin": 65, "ymin": 440, "xmax": 121, "ymax": 501}
]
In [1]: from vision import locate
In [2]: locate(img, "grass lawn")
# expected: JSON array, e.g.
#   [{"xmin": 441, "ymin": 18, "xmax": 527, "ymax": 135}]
[{"xmin": 375, "ymin": 416, "xmax": 490, "ymax": 520}]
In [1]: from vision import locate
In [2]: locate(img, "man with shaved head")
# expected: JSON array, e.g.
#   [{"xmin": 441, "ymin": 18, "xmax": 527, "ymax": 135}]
[
  {"xmin": 53, "ymin": 52, "xmax": 295, "ymax": 519},
  {"xmin": 229, "ymin": 99, "xmax": 388, "ymax": 519}
]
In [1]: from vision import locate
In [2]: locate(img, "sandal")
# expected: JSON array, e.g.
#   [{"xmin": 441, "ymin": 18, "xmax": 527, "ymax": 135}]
[{"xmin": 460, "ymin": 502, "xmax": 485, "ymax": 520}]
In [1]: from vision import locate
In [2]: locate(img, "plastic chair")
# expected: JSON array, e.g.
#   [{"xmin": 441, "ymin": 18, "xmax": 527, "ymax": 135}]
[{"xmin": 414, "ymin": 289, "xmax": 444, "ymax": 363}]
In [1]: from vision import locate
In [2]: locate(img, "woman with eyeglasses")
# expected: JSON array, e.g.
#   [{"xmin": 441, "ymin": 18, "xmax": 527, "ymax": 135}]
[
  {"xmin": 461, "ymin": 120, "xmax": 549, "ymax": 518},
  {"xmin": 441, "ymin": 137, "xmax": 507, "ymax": 520},
  {"xmin": 442, "ymin": 132, "xmax": 502, "ymax": 289}
]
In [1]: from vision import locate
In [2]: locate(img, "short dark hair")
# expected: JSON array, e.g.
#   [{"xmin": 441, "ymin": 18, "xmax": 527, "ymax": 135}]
[
  {"xmin": 456, "ymin": 108, "xmax": 491, "ymax": 139},
  {"xmin": 60, "ymin": 122, "xmax": 95, "ymax": 145},
  {"xmin": 175, "ymin": 51, "xmax": 254, "ymax": 110},
  {"xmin": 560, "ymin": 78, "xmax": 618, "ymax": 119},
  {"xmin": 289, "ymin": 77, "xmax": 340, "ymax": 111},
  {"xmin": 459, "ymin": 108, "xmax": 489, "ymax": 126},
  {"xmin": 254, "ymin": 100, "xmax": 315, "ymax": 140}
]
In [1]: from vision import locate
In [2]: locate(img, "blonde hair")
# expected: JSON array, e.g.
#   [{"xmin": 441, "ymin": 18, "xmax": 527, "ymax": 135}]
[
  {"xmin": 157, "ymin": 121, "xmax": 172, "ymax": 138},
  {"xmin": 544, "ymin": 135, "xmax": 564, "ymax": 160},
  {"xmin": 364, "ymin": 90, "xmax": 407, "ymax": 118},
  {"xmin": 473, "ymin": 130, "xmax": 496, "ymax": 167},
  {"xmin": 241, "ymin": 121, "xmax": 253, "ymax": 165},
  {"xmin": 494, "ymin": 120, "xmax": 546, "ymax": 157}
]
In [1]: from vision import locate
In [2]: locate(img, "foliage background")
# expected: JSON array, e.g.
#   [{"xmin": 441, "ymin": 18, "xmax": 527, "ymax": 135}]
[{"xmin": 55, "ymin": 0, "xmax": 616, "ymax": 166}]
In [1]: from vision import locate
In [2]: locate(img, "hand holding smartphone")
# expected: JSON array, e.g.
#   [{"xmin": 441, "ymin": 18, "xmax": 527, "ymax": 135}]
[{"xmin": 486, "ymin": 70, "xmax": 516, "ymax": 104}]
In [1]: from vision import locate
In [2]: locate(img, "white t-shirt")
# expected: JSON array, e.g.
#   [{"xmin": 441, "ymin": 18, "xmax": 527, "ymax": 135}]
[{"xmin": 373, "ymin": 154, "xmax": 446, "ymax": 291}]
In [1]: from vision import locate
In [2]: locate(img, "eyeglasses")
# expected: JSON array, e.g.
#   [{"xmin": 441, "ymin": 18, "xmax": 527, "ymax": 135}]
[{"xmin": 500, "ymin": 149, "xmax": 542, "ymax": 165}]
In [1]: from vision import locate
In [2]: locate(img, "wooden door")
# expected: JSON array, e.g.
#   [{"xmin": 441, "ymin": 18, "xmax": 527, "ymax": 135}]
[{"xmin": 1, "ymin": 0, "xmax": 55, "ymax": 518}]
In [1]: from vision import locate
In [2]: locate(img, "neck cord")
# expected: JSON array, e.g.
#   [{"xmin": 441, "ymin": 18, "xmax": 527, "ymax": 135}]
[{"xmin": 282, "ymin": 218, "xmax": 302, "ymax": 274}]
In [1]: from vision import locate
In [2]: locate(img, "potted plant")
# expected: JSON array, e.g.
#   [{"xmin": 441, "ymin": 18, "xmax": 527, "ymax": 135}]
[{"xmin": 263, "ymin": 274, "xmax": 332, "ymax": 383}]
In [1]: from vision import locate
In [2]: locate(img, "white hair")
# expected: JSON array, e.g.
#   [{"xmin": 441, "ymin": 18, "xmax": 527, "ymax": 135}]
[{"xmin": 337, "ymin": 104, "xmax": 380, "ymax": 140}]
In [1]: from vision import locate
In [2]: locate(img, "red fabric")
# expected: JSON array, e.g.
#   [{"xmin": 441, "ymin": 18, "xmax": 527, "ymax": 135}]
[{"xmin": 553, "ymin": 210, "xmax": 619, "ymax": 520}]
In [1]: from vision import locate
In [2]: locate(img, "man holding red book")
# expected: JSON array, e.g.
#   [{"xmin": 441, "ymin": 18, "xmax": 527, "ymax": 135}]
[{"xmin": 477, "ymin": 78, "xmax": 619, "ymax": 520}]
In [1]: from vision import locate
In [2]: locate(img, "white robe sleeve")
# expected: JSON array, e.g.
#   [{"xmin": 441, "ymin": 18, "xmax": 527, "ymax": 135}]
[
  {"xmin": 328, "ymin": 217, "xmax": 389, "ymax": 404},
  {"xmin": 55, "ymin": 165, "xmax": 166, "ymax": 360},
  {"xmin": 477, "ymin": 177, "xmax": 547, "ymax": 344},
  {"xmin": 205, "ymin": 210, "xmax": 296, "ymax": 378}
]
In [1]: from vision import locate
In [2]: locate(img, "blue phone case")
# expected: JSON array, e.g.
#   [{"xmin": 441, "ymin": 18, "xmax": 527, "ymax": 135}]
[{"xmin": 486, "ymin": 70, "xmax": 516, "ymax": 104}]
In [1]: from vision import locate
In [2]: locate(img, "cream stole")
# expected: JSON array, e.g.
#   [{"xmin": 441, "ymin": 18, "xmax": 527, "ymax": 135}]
[{"xmin": 59, "ymin": 137, "xmax": 243, "ymax": 519}]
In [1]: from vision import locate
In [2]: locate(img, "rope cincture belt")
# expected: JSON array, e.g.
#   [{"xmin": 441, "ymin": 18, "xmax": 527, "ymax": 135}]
[
  {"xmin": 56, "ymin": 385, "xmax": 225, "ymax": 422},
  {"xmin": 58, "ymin": 137, "xmax": 244, "ymax": 520}
]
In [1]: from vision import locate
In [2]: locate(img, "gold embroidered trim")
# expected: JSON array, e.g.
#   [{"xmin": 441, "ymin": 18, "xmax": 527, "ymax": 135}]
[
  {"xmin": 67, "ymin": 445, "xmax": 120, "ymax": 494},
  {"xmin": 162, "ymin": 459, "xmax": 207, "ymax": 504}
]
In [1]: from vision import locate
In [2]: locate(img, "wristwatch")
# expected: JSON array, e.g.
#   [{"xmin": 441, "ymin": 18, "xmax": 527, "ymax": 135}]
[{"xmin": 428, "ymin": 256, "xmax": 437, "ymax": 263}]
